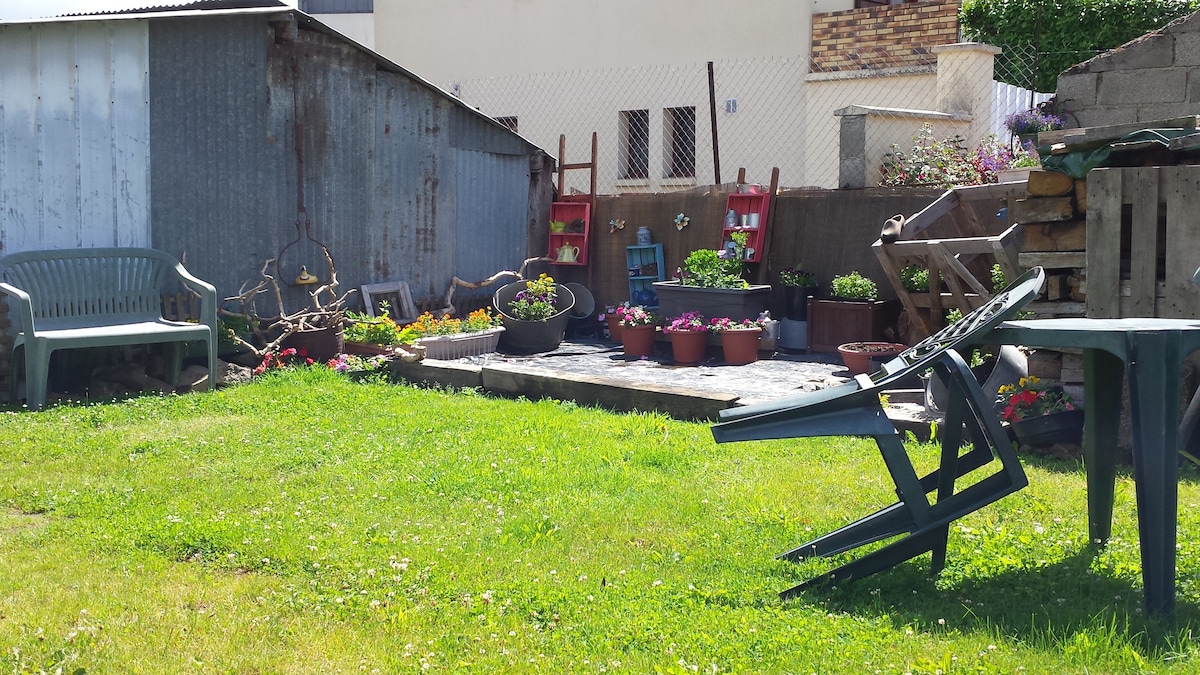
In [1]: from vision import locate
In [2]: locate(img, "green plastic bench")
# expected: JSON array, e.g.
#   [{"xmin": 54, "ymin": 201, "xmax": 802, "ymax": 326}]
[{"xmin": 0, "ymin": 248, "xmax": 217, "ymax": 410}]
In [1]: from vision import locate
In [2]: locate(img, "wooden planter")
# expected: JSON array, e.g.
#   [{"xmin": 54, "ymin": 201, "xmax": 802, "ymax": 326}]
[
  {"xmin": 806, "ymin": 298, "xmax": 901, "ymax": 354},
  {"xmin": 652, "ymin": 281, "xmax": 772, "ymax": 323}
]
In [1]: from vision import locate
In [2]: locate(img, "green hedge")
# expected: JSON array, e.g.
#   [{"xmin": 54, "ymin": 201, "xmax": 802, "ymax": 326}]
[{"xmin": 960, "ymin": 0, "xmax": 1200, "ymax": 92}]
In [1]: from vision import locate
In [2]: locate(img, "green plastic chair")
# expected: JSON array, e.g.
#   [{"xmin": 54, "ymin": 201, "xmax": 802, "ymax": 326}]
[{"xmin": 712, "ymin": 267, "xmax": 1045, "ymax": 599}]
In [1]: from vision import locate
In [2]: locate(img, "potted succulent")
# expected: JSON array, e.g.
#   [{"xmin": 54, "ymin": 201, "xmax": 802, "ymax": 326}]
[
  {"xmin": 618, "ymin": 304, "xmax": 658, "ymax": 358},
  {"xmin": 663, "ymin": 311, "xmax": 709, "ymax": 365},
  {"xmin": 709, "ymin": 315, "xmax": 766, "ymax": 365},
  {"xmin": 779, "ymin": 264, "xmax": 818, "ymax": 322},
  {"xmin": 493, "ymin": 273, "xmax": 576, "ymax": 354},
  {"xmin": 652, "ymin": 232, "xmax": 771, "ymax": 322},
  {"xmin": 806, "ymin": 271, "xmax": 901, "ymax": 354}
]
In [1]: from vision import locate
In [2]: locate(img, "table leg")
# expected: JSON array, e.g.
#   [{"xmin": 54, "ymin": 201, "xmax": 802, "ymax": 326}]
[
  {"xmin": 1082, "ymin": 348, "xmax": 1123, "ymax": 544},
  {"xmin": 1127, "ymin": 332, "xmax": 1181, "ymax": 621}
]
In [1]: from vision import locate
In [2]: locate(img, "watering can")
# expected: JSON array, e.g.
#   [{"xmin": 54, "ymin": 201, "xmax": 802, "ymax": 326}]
[{"xmin": 556, "ymin": 244, "xmax": 580, "ymax": 263}]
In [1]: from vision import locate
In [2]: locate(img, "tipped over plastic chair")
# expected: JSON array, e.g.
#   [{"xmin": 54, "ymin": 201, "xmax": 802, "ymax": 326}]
[{"xmin": 712, "ymin": 267, "xmax": 1045, "ymax": 599}]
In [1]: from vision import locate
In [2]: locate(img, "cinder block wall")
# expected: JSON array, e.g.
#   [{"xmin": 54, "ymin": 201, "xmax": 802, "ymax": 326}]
[
  {"xmin": 1057, "ymin": 11, "xmax": 1200, "ymax": 127},
  {"xmin": 810, "ymin": 0, "xmax": 959, "ymax": 73}
]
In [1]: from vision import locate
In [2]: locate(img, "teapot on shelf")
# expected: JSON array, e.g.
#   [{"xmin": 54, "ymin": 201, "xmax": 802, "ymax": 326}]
[{"xmin": 556, "ymin": 243, "xmax": 580, "ymax": 263}]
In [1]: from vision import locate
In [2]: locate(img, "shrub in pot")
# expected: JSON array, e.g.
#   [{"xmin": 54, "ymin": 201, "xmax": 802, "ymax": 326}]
[
  {"xmin": 653, "ymin": 233, "xmax": 771, "ymax": 322},
  {"xmin": 807, "ymin": 271, "xmax": 901, "ymax": 353}
]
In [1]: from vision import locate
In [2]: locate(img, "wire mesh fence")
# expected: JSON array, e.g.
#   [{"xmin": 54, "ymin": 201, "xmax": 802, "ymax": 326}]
[{"xmin": 454, "ymin": 42, "xmax": 1075, "ymax": 195}]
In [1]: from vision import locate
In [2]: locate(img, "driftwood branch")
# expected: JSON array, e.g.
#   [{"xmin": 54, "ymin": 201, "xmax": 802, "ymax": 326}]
[
  {"xmin": 219, "ymin": 248, "xmax": 355, "ymax": 358},
  {"xmin": 436, "ymin": 256, "xmax": 551, "ymax": 317}
]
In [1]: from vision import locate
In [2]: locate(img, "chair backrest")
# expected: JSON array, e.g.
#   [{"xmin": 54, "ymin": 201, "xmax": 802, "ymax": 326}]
[
  {"xmin": 718, "ymin": 266, "xmax": 1045, "ymax": 426},
  {"xmin": 0, "ymin": 248, "xmax": 179, "ymax": 325}
]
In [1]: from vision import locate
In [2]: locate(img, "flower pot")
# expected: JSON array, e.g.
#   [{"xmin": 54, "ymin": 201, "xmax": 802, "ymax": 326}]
[
  {"xmin": 667, "ymin": 329, "xmax": 708, "ymax": 365},
  {"xmin": 605, "ymin": 313, "xmax": 623, "ymax": 342},
  {"xmin": 493, "ymin": 282, "xmax": 575, "ymax": 354},
  {"xmin": 783, "ymin": 284, "xmax": 818, "ymax": 321},
  {"xmin": 1009, "ymin": 409, "xmax": 1084, "ymax": 448},
  {"xmin": 837, "ymin": 341, "xmax": 907, "ymax": 375},
  {"xmin": 282, "ymin": 325, "xmax": 344, "ymax": 363},
  {"xmin": 719, "ymin": 328, "xmax": 761, "ymax": 365},
  {"xmin": 415, "ymin": 327, "xmax": 505, "ymax": 360},
  {"xmin": 652, "ymin": 280, "xmax": 772, "ymax": 323},
  {"xmin": 621, "ymin": 324, "xmax": 657, "ymax": 358}
]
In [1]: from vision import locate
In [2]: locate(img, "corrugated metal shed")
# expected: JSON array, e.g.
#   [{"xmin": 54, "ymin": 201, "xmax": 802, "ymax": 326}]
[{"xmin": 0, "ymin": 7, "xmax": 553, "ymax": 316}]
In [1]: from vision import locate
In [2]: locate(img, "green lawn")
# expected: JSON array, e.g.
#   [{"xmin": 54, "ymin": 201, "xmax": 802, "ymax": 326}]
[{"xmin": 2, "ymin": 367, "xmax": 1199, "ymax": 673}]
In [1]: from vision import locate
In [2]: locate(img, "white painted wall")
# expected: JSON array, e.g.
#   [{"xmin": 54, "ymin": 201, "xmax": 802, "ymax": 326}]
[
  {"xmin": 312, "ymin": 12, "xmax": 374, "ymax": 49},
  {"xmin": 374, "ymin": 0, "xmax": 850, "ymax": 85},
  {"xmin": 0, "ymin": 20, "xmax": 151, "ymax": 255}
]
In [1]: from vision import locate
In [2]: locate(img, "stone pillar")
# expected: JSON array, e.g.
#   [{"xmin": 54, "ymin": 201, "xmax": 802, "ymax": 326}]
[
  {"xmin": 834, "ymin": 110, "xmax": 867, "ymax": 189},
  {"xmin": 932, "ymin": 42, "xmax": 1001, "ymax": 146}
]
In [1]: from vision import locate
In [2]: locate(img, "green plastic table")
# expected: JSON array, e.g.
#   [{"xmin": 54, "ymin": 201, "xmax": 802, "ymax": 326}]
[{"xmin": 975, "ymin": 317, "xmax": 1200, "ymax": 621}]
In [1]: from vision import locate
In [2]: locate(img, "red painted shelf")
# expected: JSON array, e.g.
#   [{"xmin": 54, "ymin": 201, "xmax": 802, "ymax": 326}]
[
  {"xmin": 548, "ymin": 201, "xmax": 590, "ymax": 265},
  {"xmin": 721, "ymin": 193, "xmax": 770, "ymax": 263}
]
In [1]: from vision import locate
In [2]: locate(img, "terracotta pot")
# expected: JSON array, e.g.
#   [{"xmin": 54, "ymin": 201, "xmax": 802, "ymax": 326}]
[
  {"xmin": 667, "ymin": 329, "xmax": 708, "ymax": 365},
  {"xmin": 621, "ymin": 324, "xmax": 657, "ymax": 357},
  {"xmin": 837, "ymin": 341, "xmax": 907, "ymax": 375},
  {"xmin": 719, "ymin": 328, "xmax": 761, "ymax": 365},
  {"xmin": 605, "ymin": 313, "xmax": 623, "ymax": 342},
  {"xmin": 1010, "ymin": 408, "xmax": 1084, "ymax": 448}
]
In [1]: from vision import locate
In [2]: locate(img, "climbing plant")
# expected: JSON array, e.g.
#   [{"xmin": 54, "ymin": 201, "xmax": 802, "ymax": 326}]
[{"xmin": 960, "ymin": 0, "xmax": 1200, "ymax": 92}]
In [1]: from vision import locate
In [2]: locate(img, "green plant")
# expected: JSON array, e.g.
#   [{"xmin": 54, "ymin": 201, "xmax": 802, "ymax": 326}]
[
  {"xmin": 779, "ymin": 264, "xmax": 817, "ymax": 288},
  {"xmin": 407, "ymin": 308, "xmax": 500, "ymax": 337},
  {"xmin": 961, "ymin": 0, "xmax": 1199, "ymax": 92},
  {"xmin": 681, "ymin": 233, "xmax": 748, "ymax": 289},
  {"xmin": 508, "ymin": 273, "xmax": 558, "ymax": 321},
  {"xmin": 217, "ymin": 315, "xmax": 253, "ymax": 351},
  {"xmin": 617, "ymin": 304, "xmax": 657, "ymax": 327},
  {"xmin": 343, "ymin": 311, "xmax": 408, "ymax": 346},
  {"xmin": 991, "ymin": 263, "xmax": 1008, "ymax": 292},
  {"xmin": 900, "ymin": 265, "xmax": 930, "ymax": 293},
  {"xmin": 1004, "ymin": 109, "xmax": 1065, "ymax": 135},
  {"xmin": 708, "ymin": 316, "xmax": 767, "ymax": 332},
  {"xmin": 830, "ymin": 271, "xmax": 878, "ymax": 301},
  {"xmin": 665, "ymin": 311, "xmax": 707, "ymax": 332}
]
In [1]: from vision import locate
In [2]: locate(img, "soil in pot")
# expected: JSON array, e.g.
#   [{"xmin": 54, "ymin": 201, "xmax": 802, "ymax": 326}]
[{"xmin": 837, "ymin": 341, "xmax": 907, "ymax": 375}]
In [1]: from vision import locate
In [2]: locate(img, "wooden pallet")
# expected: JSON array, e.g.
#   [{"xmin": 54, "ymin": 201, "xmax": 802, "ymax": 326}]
[{"xmin": 1085, "ymin": 166, "xmax": 1200, "ymax": 319}]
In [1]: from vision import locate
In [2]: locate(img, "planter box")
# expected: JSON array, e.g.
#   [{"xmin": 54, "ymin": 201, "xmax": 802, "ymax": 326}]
[
  {"xmin": 806, "ymin": 298, "xmax": 901, "ymax": 353},
  {"xmin": 416, "ymin": 327, "xmax": 505, "ymax": 360},
  {"xmin": 652, "ymin": 281, "xmax": 772, "ymax": 323}
]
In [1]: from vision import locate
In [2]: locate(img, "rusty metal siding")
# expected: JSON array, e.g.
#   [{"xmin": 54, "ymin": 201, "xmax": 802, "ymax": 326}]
[
  {"xmin": 147, "ymin": 13, "xmax": 545, "ymax": 312},
  {"xmin": 0, "ymin": 20, "xmax": 150, "ymax": 256},
  {"xmin": 451, "ymin": 148, "xmax": 530, "ymax": 283}
]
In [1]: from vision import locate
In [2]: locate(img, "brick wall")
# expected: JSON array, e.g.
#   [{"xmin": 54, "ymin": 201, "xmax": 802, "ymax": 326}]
[{"xmin": 810, "ymin": 0, "xmax": 960, "ymax": 73}]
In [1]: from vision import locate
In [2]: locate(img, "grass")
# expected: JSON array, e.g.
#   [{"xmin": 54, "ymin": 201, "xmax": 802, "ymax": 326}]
[{"xmin": 2, "ymin": 367, "xmax": 1200, "ymax": 673}]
